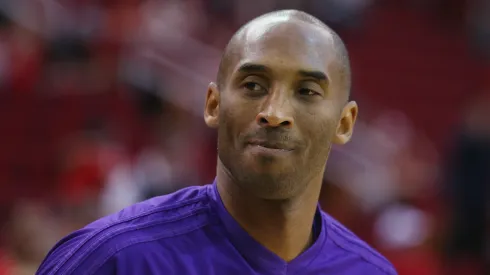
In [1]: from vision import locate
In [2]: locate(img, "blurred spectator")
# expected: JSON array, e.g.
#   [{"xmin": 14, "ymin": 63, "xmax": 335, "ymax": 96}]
[{"xmin": 444, "ymin": 93, "xmax": 489, "ymax": 275}]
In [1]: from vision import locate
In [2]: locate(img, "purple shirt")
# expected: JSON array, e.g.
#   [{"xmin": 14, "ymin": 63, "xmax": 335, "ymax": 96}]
[{"xmin": 37, "ymin": 182, "xmax": 397, "ymax": 275}]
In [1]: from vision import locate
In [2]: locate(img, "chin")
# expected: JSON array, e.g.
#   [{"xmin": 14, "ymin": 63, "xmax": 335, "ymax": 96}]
[
  {"xmin": 246, "ymin": 180, "xmax": 298, "ymax": 200},
  {"xmin": 235, "ymin": 167, "xmax": 300, "ymax": 200},
  {"xmin": 244, "ymin": 156, "xmax": 290, "ymax": 174},
  {"xmin": 219, "ymin": 153, "xmax": 303, "ymax": 199}
]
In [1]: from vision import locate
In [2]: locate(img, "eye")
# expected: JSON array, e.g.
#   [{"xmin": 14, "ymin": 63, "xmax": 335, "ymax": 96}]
[
  {"xmin": 242, "ymin": 82, "xmax": 267, "ymax": 97},
  {"xmin": 243, "ymin": 82, "xmax": 263, "ymax": 92},
  {"xmin": 298, "ymin": 88, "xmax": 320, "ymax": 96}
]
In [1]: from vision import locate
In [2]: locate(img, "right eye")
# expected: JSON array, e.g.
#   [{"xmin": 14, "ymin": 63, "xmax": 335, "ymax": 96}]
[
  {"xmin": 242, "ymin": 82, "xmax": 267, "ymax": 97},
  {"xmin": 243, "ymin": 82, "xmax": 264, "ymax": 92}
]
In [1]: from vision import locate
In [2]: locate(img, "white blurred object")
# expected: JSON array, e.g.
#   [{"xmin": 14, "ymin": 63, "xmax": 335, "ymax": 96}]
[
  {"xmin": 133, "ymin": 147, "xmax": 174, "ymax": 191},
  {"xmin": 374, "ymin": 203, "xmax": 430, "ymax": 250},
  {"xmin": 99, "ymin": 161, "xmax": 141, "ymax": 216}
]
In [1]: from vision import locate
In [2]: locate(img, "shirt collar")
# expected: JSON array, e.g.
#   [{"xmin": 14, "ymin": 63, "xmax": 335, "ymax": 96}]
[{"xmin": 207, "ymin": 179, "xmax": 327, "ymax": 274}]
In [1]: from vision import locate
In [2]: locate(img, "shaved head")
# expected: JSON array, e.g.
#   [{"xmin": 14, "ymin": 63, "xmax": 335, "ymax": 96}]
[
  {"xmin": 216, "ymin": 10, "xmax": 351, "ymax": 97},
  {"xmin": 204, "ymin": 9, "xmax": 358, "ymax": 201}
]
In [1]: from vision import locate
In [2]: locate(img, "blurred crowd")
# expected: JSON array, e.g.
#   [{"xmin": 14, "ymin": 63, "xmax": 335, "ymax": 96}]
[{"xmin": 0, "ymin": 0, "xmax": 487, "ymax": 274}]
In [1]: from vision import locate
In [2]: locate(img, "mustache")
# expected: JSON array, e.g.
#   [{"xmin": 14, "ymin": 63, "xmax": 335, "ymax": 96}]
[{"xmin": 242, "ymin": 128, "xmax": 301, "ymax": 149}]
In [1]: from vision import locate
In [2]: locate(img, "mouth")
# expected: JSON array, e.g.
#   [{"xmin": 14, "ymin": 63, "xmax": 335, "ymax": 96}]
[
  {"xmin": 246, "ymin": 140, "xmax": 294, "ymax": 155},
  {"xmin": 248, "ymin": 140, "xmax": 293, "ymax": 150}
]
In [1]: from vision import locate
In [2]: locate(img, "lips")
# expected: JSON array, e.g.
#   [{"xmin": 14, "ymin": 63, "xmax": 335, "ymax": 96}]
[{"xmin": 247, "ymin": 140, "xmax": 293, "ymax": 151}]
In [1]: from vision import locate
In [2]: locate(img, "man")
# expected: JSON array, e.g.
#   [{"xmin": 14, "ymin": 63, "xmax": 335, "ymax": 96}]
[{"xmin": 37, "ymin": 10, "xmax": 397, "ymax": 275}]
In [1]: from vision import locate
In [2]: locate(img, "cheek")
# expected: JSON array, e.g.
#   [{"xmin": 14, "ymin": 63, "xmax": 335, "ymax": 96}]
[
  {"xmin": 218, "ymin": 108, "xmax": 236, "ymax": 146},
  {"xmin": 219, "ymin": 99, "xmax": 257, "ymax": 146},
  {"xmin": 297, "ymin": 110, "xmax": 338, "ymax": 150}
]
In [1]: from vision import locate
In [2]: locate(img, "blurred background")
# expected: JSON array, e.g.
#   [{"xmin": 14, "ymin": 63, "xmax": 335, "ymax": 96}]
[{"xmin": 0, "ymin": 0, "xmax": 488, "ymax": 274}]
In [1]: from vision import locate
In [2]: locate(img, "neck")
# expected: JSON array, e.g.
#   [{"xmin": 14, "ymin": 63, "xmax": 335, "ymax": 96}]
[{"xmin": 216, "ymin": 161, "xmax": 323, "ymax": 262}]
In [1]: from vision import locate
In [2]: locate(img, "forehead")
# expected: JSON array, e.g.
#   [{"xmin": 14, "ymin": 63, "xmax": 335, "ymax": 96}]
[{"xmin": 235, "ymin": 19, "xmax": 336, "ymax": 73}]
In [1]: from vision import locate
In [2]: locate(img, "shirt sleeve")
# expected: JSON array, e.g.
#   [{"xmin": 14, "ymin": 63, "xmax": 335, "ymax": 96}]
[
  {"xmin": 36, "ymin": 227, "xmax": 119, "ymax": 275},
  {"xmin": 36, "ymin": 227, "xmax": 177, "ymax": 275}
]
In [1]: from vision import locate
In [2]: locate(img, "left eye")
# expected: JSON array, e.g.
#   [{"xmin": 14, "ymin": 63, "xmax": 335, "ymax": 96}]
[
  {"xmin": 299, "ymin": 89, "xmax": 319, "ymax": 96},
  {"xmin": 244, "ymin": 82, "xmax": 263, "ymax": 91}
]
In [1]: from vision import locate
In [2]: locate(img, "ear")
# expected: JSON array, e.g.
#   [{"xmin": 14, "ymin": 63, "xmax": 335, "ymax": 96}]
[
  {"xmin": 204, "ymin": 82, "xmax": 220, "ymax": 128},
  {"xmin": 333, "ymin": 101, "xmax": 358, "ymax": 145}
]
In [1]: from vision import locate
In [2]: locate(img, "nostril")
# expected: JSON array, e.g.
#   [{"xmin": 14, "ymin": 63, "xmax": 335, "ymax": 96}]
[
  {"xmin": 258, "ymin": 117, "xmax": 268, "ymax": 124},
  {"xmin": 280, "ymin": 121, "xmax": 290, "ymax": 127}
]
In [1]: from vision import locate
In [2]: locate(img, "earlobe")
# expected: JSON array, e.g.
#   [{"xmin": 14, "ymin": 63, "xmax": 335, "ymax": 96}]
[
  {"xmin": 204, "ymin": 82, "xmax": 220, "ymax": 128},
  {"xmin": 333, "ymin": 101, "xmax": 358, "ymax": 145}
]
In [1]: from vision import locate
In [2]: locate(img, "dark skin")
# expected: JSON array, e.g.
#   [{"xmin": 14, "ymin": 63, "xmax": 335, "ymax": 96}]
[{"xmin": 204, "ymin": 10, "xmax": 358, "ymax": 262}]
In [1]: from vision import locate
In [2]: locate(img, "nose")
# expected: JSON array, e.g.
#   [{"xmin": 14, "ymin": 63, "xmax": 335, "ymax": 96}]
[{"xmin": 255, "ymin": 96, "xmax": 294, "ymax": 128}]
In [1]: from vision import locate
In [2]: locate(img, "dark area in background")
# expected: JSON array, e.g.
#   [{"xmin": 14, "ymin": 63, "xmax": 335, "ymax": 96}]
[{"xmin": 445, "ymin": 132, "xmax": 487, "ymax": 261}]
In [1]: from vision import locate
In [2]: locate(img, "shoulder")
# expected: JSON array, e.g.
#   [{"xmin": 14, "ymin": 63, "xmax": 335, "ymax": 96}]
[
  {"xmin": 322, "ymin": 212, "xmax": 398, "ymax": 275},
  {"xmin": 37, "ymin": 185, "xmax": 213, "ymax": 275}
]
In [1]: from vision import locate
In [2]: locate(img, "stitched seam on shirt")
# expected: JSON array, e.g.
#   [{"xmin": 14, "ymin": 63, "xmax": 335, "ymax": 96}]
[
  {"xmin": 330, "ymin": 227, "xmax": 394, "ymax": 274},
  {"xmin": 57, "ymin": 201, "xmax": 209, "ymax": 274},
  {"xmin": 328, "ymin": 225, "xmax": 396, "ymax": 274},
  {"xmin": 64, "ymin": 206, "xmax": 209, "ymax": 274},
  {"xmin": 330, "ymin": 241, "xmax": 394, "ymax": 275},
  {"xmin": 52, "ymin": 194, "xmax": 207, "ymax": 272},
  {"xmin": 87, "ymin": 222, "xmax": 211, "ymax": 275},
  {"xmin": 330, "ymin": 222, "xmax": 381, "ymax": 256},
  {"xmin": 330, "ymin": 222, "xmax": 394, "ymax": 269}
]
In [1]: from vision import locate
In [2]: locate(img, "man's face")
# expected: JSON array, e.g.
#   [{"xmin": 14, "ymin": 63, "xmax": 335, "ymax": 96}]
[{"xmin": 205, "ymin": 20, "xmax": 357, "ymax": 199}]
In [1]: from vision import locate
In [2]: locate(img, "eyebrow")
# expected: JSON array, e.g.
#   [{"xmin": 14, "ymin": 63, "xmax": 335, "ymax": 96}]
[
  {"xmin": 237, "ymin": 63, "xmax": 270, "ymax": 74},
  {"xmin": 298, "ymin": 70, "xmax": 328, "ymax": 82},
  {"xmin": 237, "ymin": 63, "xmax": 328, "ymax": 83}
]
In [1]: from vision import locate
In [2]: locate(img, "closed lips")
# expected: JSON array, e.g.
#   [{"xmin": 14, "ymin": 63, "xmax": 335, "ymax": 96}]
[{"xmin": 248, "ymin": 140, "xmax": 293, "ymax": 150}]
